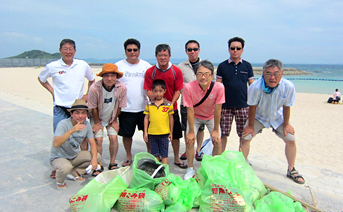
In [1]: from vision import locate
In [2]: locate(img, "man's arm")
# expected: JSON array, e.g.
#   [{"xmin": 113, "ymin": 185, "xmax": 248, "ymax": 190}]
[
  {"xmin": 186, "ymin": 107, "xmax": 195, "ymax": 143},
  {"xmin": 171, "ymin": 90, "xmax": 181, "ymax": 106},
  {"xmin": 53, "ymin": 122, "xmax": 86, "ymax": 147},
  {"xmin": 92, "ymin": 108, "xmax": 103, "ymax": 134},
  {"xmin": 111, "ymin": 107, "xmax": 121, "ymax": 132},
  {"xmin": 82, "ymin": 79, "xmax": 95, "ymax": 101},
  {"xmin": 248, "ymin": 78, "xmax": 254, "ymax": 85},
  {"xmin": 147, "ymin": 90, "xmax": 154, "ymax": 101},
  {"xmin": 38, "ymin": 77, "xmax": 54, "ymax": 100},
  {"xmin": 87, "ymin": 137, "xmax": 98, "ymax": 169},
  {"xmin": 211, "ymin": 104, "xmax": 222, "ymax": 142},
  {"xmin": 242, "ymin": 105, "xmax": 257, "ymax": 137},
  {"xmin": 216, "ymin": 78, "xmax": 222, "ymax": 83},
  {"xmin": 283, "ymin": 105, "xmax": 295, "ymax": 136}
]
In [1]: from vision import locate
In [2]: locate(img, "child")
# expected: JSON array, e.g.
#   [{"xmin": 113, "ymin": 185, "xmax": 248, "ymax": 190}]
[{"xmin": 144, "ymin": 79, "xmax": 174, "ymax": 164}]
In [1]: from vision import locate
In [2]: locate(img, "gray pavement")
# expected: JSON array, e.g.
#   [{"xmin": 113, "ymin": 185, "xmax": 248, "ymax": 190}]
[{"xmin": 0, "ymin": 98, "xmax": 342, "ymax": 211}]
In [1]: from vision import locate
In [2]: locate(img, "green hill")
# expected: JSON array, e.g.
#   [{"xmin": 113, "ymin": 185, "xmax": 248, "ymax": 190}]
[{"xmin": 7, "ymin": 50, "xmax": 60, "ymax": 59}]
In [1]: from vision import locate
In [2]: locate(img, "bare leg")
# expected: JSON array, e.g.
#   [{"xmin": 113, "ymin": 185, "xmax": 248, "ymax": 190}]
[
  {"xmin": 172, "ymin": 139, "xmax": 182, "ymax": 164},
  {"xmin": 240, "ymin": 138, "xmax": 252, "ymax": 160},
  {"xmin": 161, "ymin": 157, "xmax": 168, "ymax": 164},
  {"xmin": 186, "ymin": 140, "xmax": 195, "ymax": 168},
  {"xmin": 284, "ymin": 140, "xmax": 296, "ymax": 171},
  {"xmin": 108, "ymin": 135, "xmax": 118, "ymax": 165},
  {"xmin": 212, "ymin": 138, "xmax": 222, "ymax": 155},
  {"xmin": 221, "ymin": 135, "xmax": 228, "ymax": 151},
  {"xmin": 123, "ymin": 137, "xmax": 133, "ymax": 161},
  {"xmin": 196, "ymin": 130, "xmax": 204, "ymax": 153},
  {"xmin": 95, "ymin": 137, "xmax": 103, "ymax": 157}
]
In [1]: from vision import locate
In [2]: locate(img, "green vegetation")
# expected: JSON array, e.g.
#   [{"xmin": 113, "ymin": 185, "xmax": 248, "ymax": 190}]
[{"xmin": 6, "ymin": 50, "xmax": 60, "ymax": 59}]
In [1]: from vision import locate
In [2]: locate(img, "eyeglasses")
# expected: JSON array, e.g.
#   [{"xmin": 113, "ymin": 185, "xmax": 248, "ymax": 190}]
[
  {"xmin": 196, "ymin": 72, "xmax": 212, "ymax": 77},
  {"xmin": 61, "ymin": 48, "xmax": 75, "ymax": 52},
  {"xmin": 265, "ymin": 72, "xmax": 282, "ymax": 77},
  {"xmin": 127, "ymin": 48, "xmax": 139, "ymax": 52},
  {"xmin": 230, "ymin": 47, "xmax": 242, "ymax": 51},
  {"xmin": 156, "ymin": 54, "xmax": 170, "ymax": 58},
  {"xmin": 187, "ymin": 48, "xmax": 199, "ymax": 52}
]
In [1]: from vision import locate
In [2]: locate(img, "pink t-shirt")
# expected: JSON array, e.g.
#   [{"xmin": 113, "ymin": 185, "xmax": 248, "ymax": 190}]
[{"xmin": 183, "ymin": 81, "xmax": 225, "ymax": 120}]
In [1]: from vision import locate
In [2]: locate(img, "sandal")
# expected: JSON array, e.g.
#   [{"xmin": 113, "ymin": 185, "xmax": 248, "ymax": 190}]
[
  {"xmin": 287, "ymin": 167, "xmax": 305, "ymax": 184},
  {"xmin": 56, "ymin": 181, "xmax": 66, "ymax": 190},
  {"xmin": 66, "ymin": 174, "xmax": 85, "ymax": 182},
  {"xmin": 91, "ymin": 165, "xmax": 103, "ymax": 177},
  {"xmin": 122, "ymin": 160, "xmax": 133, "ymax": 167},
  {"xmin": 174, "ymin": 162, "xmax": 188, "ymax": 169},
  {"xmin": 50, "ymin": 170, "xmax": 56, "ymax": 179},
  {"xmin": 108, "ymin": 163, "xmax": 118, "ymax": 170}
]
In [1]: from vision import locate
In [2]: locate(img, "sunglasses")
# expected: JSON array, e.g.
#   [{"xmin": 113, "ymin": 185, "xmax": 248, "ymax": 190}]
[
  {"xmin": 230, "ymin": 47, "xmax": 242, "ymax": 51},
  {"xmin": 187, "ymin": 48, "xmax": 199, "ymax": 52},
  {"xmin": 127, "ymin": 48, "xmax": 139, "ymax": 52}
]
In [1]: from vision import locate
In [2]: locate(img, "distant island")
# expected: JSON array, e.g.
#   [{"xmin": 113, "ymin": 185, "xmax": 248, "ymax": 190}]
[
  {"xmin": 252, "ymin": 67, "xmax": 312, "ymax": 75},
  {"xmin": 6, "ymin": 50, "xmax": 60, "ymax": 59}
]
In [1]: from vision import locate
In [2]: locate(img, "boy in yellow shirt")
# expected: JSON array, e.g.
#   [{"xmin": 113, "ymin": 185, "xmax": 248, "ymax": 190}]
[{"xmin": 144, "ymin": 79, "xmax": 174, "ymax": 164}]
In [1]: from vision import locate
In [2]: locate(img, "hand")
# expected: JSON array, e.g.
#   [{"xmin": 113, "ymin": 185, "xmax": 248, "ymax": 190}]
[
  {"xmin": 92, "ymin": 122, "xmax": 103, "ymax": 134},
  {"xmin": 211, "ymin": 130, "xmax": 220, "ymax": 144},
  {"xmin": 168, "ymin": 133, "xmax": 173, "ymax": 142},
  {"xmin": 242, "ymin": 126, "xmax": 254, "ymax": 138},
  {"xmin": 186, "ymin": 132, "xmax": 195, "ymax": 144},
  {"xmin": 85, "ymin": 164, "xmax": 101, "ymax": 174},
  {"xmin": 283, "ymin": 124, "xmax": 295, "ymax": 136},
  {"xmin": 144, "ymin": 132, "xmax": 149, "ymax": 143},
  {"xmin": 71, "ymin": 122, "xmax": 86, "ymax": 133},
  {"xmin": 111, "ymin": 121, "xmax": 119, "ymax": 132}
]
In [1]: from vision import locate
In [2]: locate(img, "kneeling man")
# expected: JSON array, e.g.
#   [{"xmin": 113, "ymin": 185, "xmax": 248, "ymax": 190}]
[
  {"xmin": 50, "ymin": 99, "xmax": 101, "ymax": 189},
  {"xmin": 241, "ymin": 59, "xmax": 305, "ymax": 184},
  {"xmin": 183, "ymin": 60, "xmax": 225, "ymax": 180}
]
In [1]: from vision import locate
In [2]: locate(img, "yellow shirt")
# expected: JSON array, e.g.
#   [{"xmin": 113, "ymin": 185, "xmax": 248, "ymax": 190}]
[{"xmin": 144, "ymin": 99, "xmax": 174, "ymax": 135}]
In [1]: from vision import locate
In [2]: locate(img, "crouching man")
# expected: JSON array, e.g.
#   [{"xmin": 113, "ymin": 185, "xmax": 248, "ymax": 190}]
[
  {"xmin": 182, "ymin": 60, "xmax": 225, "ymax": 180},
  {"xmin": 50, "ymin": 99, "xmax": 101, "ymax": 189}
]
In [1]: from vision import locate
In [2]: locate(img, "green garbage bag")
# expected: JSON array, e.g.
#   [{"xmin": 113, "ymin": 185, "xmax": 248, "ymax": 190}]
[
  {"xmin": 115, "ymin": 188, "xmax": 165, "ymax": 212},
  {"xmin": 198, "ymin": 150, "xmax": 267, "ymax": 212},
  {"xmin": 194, "ymin": 165, "xmax": 208, "ymax": 189},
  {"xmin": 254, "ymin": 191, "xmax": 306, "ymax": 212},
  {"xmin": 69, "ymin": 175, "xmax": 127, "ymax": 212},
  {"xmin": 130, "ymin": 152, "xmax": 169, "ymax": 190}
]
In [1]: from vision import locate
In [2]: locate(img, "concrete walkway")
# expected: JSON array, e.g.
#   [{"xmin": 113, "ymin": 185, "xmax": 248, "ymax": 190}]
[{"xmin": 0, "ymin": 98, "xmax": 342, "ymax": 211}]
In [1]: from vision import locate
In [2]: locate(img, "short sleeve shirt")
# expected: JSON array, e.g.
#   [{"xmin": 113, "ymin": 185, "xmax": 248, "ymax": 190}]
[
  {"xmin": 50, "ymin": 118, "xmax": 93, "ymax": 162},
  {"xmin": 144, "ymin": 100, "xmax": 174, "ymax": 135},
  {"xmin": 216, "ymin": 59, "xmax": 254, "ymax": 108},
  {"xmin": 183, "ymin": 81, "xmax": 225, "ymax": 120},
  {"xmin": 247, "ymin": 77, "xmax": 296, "ymax": 129}
]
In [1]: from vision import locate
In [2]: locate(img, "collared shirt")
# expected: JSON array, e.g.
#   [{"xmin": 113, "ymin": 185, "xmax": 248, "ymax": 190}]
[
  {"xmin": 247, "ymin": 77, "xmax": 296, "ymax": 129},
  {"xmin": 183, "ymin": 80, "xmax": 225, "ymax": 120},
  {"xmin": 216, "ymin": 58, "xmax": 254, "ymax": 108},
  {"xmin": 178, "ymin": 59, "xmax": 200, "ymax": 106},
  {"xmin": 144, "ymin": 99, "xmax": 174, "ymax": 135},
  {"xmin": 38, "ymin": 58, "xmax": 95, "ymax": 107},
  {"xmin": 87, "ymin": 80, "xmax": 127, "ymax": 126},
  {"xmin": 144, "ymin": 63, "xmax": 183, "ymax": 110}
]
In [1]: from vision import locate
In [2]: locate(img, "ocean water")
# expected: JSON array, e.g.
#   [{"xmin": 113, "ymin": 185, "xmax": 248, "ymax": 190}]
[{"xmin": 252, "ymin": 64, "xmax": 343, "ymax": 95}]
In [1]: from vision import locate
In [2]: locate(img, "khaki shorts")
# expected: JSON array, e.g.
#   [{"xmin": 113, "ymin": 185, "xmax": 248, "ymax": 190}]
[
  {"xmin": 242, "ymin": 119, "xmax": 295, "ymax": 141},
  {"xmin": 94, "ymin": 126, "xmax": 117, "ymax": 138}
]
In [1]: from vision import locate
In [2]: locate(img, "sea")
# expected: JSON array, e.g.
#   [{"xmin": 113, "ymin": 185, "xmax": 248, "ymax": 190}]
[{"xmin": 236, "ymin": 64, "xmax": 343, "ymax": 95}]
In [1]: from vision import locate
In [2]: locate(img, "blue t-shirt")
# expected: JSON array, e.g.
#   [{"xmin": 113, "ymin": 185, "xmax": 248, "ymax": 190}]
[{"xmin": 216, "ymin": 59, "xmax": 254, "ymax": 108}]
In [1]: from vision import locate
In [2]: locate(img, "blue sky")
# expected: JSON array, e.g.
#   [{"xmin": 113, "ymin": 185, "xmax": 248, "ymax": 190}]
[{"xmin": 1, "ymin": 0, "xmax": 342, "ymax": 64}]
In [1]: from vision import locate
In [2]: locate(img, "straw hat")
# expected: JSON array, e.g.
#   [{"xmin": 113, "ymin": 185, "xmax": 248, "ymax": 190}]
[
  {"xmin": 67, "ymin": 99, "xmax": 91, "ymax": 112},
  {"xmin": 97, "ymin": 63, "xmax": 123, "ymax": 78}
]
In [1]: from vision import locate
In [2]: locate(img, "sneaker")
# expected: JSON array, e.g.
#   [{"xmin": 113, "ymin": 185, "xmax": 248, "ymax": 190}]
[
  {"xmin": 180, "ymin": 152, "xmax": 187, "ymax": 160},
  {"xmin": 184, "ymin": 167, "xmax": 195, "ymax": 180}
]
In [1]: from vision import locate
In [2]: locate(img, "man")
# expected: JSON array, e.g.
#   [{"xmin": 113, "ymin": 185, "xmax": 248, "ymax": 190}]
[
  {"xmin": 38, "ymin": 39, "xmax": 95, "ymax": 179},
  {"xmin": 38, "ymin": 39, "xmax": 95, "ymax": 132},
  {"xmin": 50, "ymin": 99, "xmax": 101, "ymax": 189},
  {"xmin": 241, "ymin": 59, "xmax": 305, "ymax": 184},
  {"xmin": 115, "ymin": 38, "xmax": 151, "ymax": 167},
  {"xmin": 216, "ymin": 37, "xmax": 254, "ymax": 152},
  {"xmin": 88, "ymin": 63, "xmax": 127, "ymax": 171},
  {"xmin": 144, "ymin": 44, "xmax": 187, "ymax": 169},
  {"xmin": 183, "ymin": 60, "xmax": 225, "ymax": 180},
  {"xmin": 178, "ymin": 40, "xmax": 205, "ymax": 162}
]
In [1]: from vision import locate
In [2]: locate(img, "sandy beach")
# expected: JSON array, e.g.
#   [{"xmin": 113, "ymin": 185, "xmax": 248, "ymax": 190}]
[{"xmin": 0, "ymin": 67, "xmax": 342, "ymax": 211}]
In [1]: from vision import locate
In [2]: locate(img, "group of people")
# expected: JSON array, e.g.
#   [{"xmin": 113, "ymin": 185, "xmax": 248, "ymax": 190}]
[{"xmin": 39, "ymin": 37, "xmax": 305, "ymax": 189}]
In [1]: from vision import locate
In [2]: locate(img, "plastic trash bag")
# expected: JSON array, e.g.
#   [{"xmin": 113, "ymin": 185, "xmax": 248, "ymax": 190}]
[
  {"xmin": 130, "ymin": 152, "xmax": 169, "ymax": 190},
  {"xmin": 254, "ymin": 191, "xmax": 306, "ymax": 212},
  {"xmin": 198, "ymin": 138, "xmax": 213, "ymax": 157},
  {"xmin": 114, "ymin": 188, "xmax": 165, "ymax": 212},
  {"xmin": 70, "ymin": 166, "xmax": 130, "ymax": 212},
  {"xmin": 198, "ymin": 150, "xmax": 267, "ymax": 212}
]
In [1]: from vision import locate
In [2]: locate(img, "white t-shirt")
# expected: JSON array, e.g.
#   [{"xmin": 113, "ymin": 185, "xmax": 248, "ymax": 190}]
[
  {"xmin": 38, "ymin": 58, "xmax": 95, "ymax": 107},
  {"xmin": 116, "ymin": 59, "xmax": 151, "ymax": 112},
  {"xmin": 101, "ymin": 86, "xmax": 116, "ymax": 127}
]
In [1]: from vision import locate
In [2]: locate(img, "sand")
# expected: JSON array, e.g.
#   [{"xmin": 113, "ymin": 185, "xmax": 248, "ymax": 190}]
[{"xmin": 0, "ymin": 67, "xmax": 342, "ymax": 211}]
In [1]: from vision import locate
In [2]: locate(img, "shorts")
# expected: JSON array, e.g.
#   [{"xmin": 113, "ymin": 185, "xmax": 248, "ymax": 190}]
[
  {"xmin": 220, "ymin": 107, "xmax": 249, "ymax": 137},
  {"xmin": 242, "ymin": 119, "xmax": 295, "ymax": 141},
  {"xmin": 172, "ymin": 109, "xmax": 183, "ymax": 139},
  {"xmin": 118, "ymin": 111, "xmax": 144, "ymax": 137},
  {"xmin": 149, "ymin": 134, "xmax": 169, "ymax": 158},
  {"xmin": 94, "ymin": 127, "xmax": 117, "ymax": 138},
  {"xmin": 180, "ymin": 105, "xmax": 205, "ymax": 131},
  {"xmin": 186, "ymin": 118, "xmax": 221, "ymax": 138}
]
